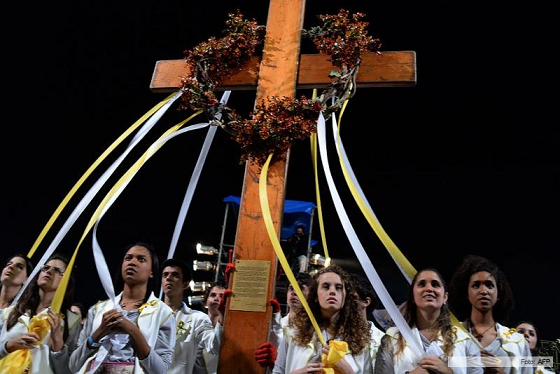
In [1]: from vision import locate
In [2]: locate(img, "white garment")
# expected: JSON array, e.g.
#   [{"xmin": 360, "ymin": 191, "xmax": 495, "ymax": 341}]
[
  {"xmin": 368, "ymin": 321, "xmax": 385, "ymax": 368},
  {"xmin": 381, "ymin": 325, "xmax": 483, "ymax": 374},
  {"xmin": 69, "ymin": 292, "xmax": 175, "ymax": 374},
  {"xmin": 273, "ymin": 327, "xmax": 373, "ymax": 374},
  {"xmin": 0, "ymin": 306, "xmax": 74, "ymax": 374},
  {"xmin": 168, "ymin": 302, "xmax": 221, "ymax": 374},
  {"xmin": 269, "ymin": 312, "xmax": 284, "ymax": 348},
  {"xmin": 494, "ymin": 323, "xmax": 534, "ymax": 374}
]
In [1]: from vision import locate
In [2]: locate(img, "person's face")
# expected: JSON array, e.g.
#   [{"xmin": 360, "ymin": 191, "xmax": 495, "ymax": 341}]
[
  {"xmin": 516, "ymin": 323, "xmax": 538, "ymax": 350},
  {"xmin": 296, "ymin": 227, "xmax": 304, "ymax": 235},
  {"xmin": 286, "ymin": 283, "xmax": 310, "ymax": 311},
  {"xmin": 468, "ymin": 271, "xmax": 498, "ymax": 313},
  {"xmin": 70, "ymin": 305, "xmax": 83, "ymax": 322},
  {"xmin": 205, "ymin": 286, "xmax": 225, "ymax": 313},
  {"xmin": 121, "ymin": 246, "xmax": 153, "ymax": 285},
  {"xmin": 317, "ymin": 272, "xmax": 345, "ymax": 318},
  {"xmin": 412, "ymin": 270, "xmax": 448, "ymax": 312},
  {"xmin": 162, "ymin": 265, "xmax": 188, "ymax": 299},
  {"xmin": 37, "ymin": 259, "xmax": 67, "ymax": 292},
  {"xmin": 1, "ymin": 256, "xmax": 28, "ymax": 287}
]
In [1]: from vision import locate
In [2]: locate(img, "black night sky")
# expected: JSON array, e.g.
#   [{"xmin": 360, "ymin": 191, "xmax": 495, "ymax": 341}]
[{"xmin": 2, "ymin": 1, "xmax": 558, "ymax": 339}]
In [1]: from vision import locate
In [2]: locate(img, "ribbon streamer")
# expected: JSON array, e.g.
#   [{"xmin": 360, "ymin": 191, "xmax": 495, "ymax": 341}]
[
  {"xmin": 90, "ymin": 118, "xmax": 209, "ymax": 304},
  {"xmin": 330, "ymin": 111, "xmax": 481, "ymax": 349},
  {"xmin": 164, "ymin": 91, "xmax": 231, "ymax": 263},
  {"xmin": 259, "ymin": 154, "xmax": 327, "ymax": 347},
  {"xmin": 316, "ymin": 112, "xmax": 424, "ymax": 357},
  {"xmin": 14, "ymin": 92, "xmax": 182, "ymax": 307},
  {"xmin": 52, "ymin": 109, "xmax": 204, "ymax": 312}
]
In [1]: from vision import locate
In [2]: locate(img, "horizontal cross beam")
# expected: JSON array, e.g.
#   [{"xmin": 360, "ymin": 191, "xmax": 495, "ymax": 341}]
[{"xmin": 150, "ymin": 51, "xmax": 416, "ymax": 93}]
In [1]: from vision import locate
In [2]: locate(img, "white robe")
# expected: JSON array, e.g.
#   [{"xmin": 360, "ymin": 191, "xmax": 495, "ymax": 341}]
[
  {"xmin": 69, "ymin": 292, "xmax": 175, "ymax": 374},
  {"xmin": 168, "ymin": 302, "xmax": 221, "ymax": 374},
  {"xmin": 0, "ymin": 306, "xmax": 80, "ymax": 374}
]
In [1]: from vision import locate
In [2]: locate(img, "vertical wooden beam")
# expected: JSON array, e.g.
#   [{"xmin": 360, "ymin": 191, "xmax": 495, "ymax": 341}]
[{"xmin": 218, "ymin": 0, "xmax": 306, "ymax": 373}]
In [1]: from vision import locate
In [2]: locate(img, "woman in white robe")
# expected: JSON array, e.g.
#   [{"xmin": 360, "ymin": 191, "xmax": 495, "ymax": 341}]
[
  {"xmin": 69, "ymin": 242, "xmax": 175, "ymax": 374},
  {"xmin": 374, "ymin": 268, "xmax": 483, "ymax": 374}
]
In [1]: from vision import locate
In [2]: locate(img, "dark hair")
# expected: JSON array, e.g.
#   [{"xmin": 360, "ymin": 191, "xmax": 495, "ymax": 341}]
[
  {"xmin": 1, "ymin": 254, "xmax": 34, "ymax": 295},
  {"xmin": 2, "ymin": 253, "xmax": 34, "ymax": 277},
  {"xmin": 287, "ymin": 271, "xmax": 314, "ymax": 292},
  {"xmin": 114, "ymin": 242, "xmax": 160, "ymax": 304},
  {"xmin": 350, "ymin": 273, "xmax": 379, "ymax": 317},
  {"xmin": 515, "ymin": 320, "xmax": 539, "ymax": 355},
  {"xmin": 161, "ymin": 257, "xmax": 192, "ymax": 284},
  {"xmin": 292, "ymin": 265, "xmax": 370, "ymax": 355},
  {"xmin": 71, "ymin": 301, "xmax": 87, "ymax": 318},
  {"xmin": 202, "ymin": 280, "xmax": 228, "ymax": 306},
  {"xmin": 7, "ymin": 253, "xmax": 74, "ymax": 341},
  {"xmin": 448, "ymin": 255, "xmax": 514, "ymax": 324},
  {"xmin": 396, "ymin": 268, "xmax": 454, "ymax": 357}
]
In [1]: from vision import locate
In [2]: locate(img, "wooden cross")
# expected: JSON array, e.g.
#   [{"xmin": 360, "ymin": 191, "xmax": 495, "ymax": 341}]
[{"xmin": 150, "ymin": 1, "xmax": 415, "ymax": 372}]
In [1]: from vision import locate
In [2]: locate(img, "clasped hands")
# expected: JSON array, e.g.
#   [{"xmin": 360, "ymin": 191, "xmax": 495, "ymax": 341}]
[{"xmin": 410, "ymin": 356, "xmax": 453, "ymax": 374}]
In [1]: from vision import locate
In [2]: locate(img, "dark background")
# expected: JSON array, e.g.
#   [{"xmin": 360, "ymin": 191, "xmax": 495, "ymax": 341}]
[{"xmin": 2, "ymin": 1, "xmax": 558, "ymax": 339}]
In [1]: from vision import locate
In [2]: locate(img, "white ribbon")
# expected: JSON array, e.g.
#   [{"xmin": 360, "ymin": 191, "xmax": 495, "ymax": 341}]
[
  {"xmin": 92, "ymin": 121, "xmax": 211, "ymax": 304},
  {"xmin": 317, "ymin": 112, "xmax": 424, "ymax": 357},
  {"xmin": 165, "ymin": 91, "xmax": 231, "ymax": 261},
  {"xmin": 12, "ymin": 91, "xmax": 182, "ymax": 306},
  {"xmin": 330, "ymin": 116, "xmax": 412, "ymax": 283}
]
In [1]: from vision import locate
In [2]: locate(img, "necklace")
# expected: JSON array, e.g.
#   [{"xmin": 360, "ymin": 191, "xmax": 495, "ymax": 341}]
[
  {"xmin": 120, "ymin": 298, "xmax": 144, "ymax": 308},
  {"xmin": 472, "ymin": 324, "xmax": 495, "ymax": 341}
]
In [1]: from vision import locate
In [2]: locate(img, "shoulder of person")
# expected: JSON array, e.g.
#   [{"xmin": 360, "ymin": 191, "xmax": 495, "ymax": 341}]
[
  {"xmin": 451, "ymin": 326, "xmax": 470, "ymax": 343},
  {"xmin": 385, "ymin": 326, "xmax": 400, "ymax": 340},
  {"xmin": 497, "ymin": 323, "xmax": 524, "ymax": 344}
]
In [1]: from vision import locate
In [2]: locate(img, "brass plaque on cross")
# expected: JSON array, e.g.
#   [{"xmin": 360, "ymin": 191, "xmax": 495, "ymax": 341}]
[{"xmin": 229, "ymin": 259, "xmax": 271, "ymax": 312}]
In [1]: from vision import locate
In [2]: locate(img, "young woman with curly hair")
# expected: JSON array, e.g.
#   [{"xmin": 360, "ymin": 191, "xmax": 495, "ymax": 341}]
[
  {"xmin": 374, "ymin": 268, "xmax": 482, "ymax": 374},
  {"xmin": 448, "ymin": 255, "xmax": 532, "ymax": 374},
  {"xmin": 272, "ymin": 265, "xmax": 372, "ymax": 374}
]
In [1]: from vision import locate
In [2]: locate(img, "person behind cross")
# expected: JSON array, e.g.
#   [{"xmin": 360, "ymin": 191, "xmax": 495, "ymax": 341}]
[
  {"xmin": 254, "ymin": 271, "xmax": 315, "ymax": 369},
  {"xmin": 286, "ymin": 225, "xmax": 309, "ymax": 273},
  {"xmin": 161, "ymin": 258, "xmax": 221, "ymax": 374}
]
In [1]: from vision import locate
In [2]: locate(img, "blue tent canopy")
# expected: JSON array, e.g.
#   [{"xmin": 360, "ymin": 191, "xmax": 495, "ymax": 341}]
[{"xmin": 223, "ymin": 195, "xmax": 317, "ymax": 244}]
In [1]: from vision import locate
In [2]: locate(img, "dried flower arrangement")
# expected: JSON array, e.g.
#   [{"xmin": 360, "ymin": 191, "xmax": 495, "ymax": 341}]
[{"xmin": 179, "ymin": 9, "xmax": 381, "ymax": 164}]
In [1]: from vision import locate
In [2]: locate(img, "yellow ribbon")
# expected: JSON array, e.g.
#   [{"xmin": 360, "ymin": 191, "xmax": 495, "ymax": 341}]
[
  {"xmin": 322, "ymin": 340, "xmax": 349, "ymax": 374},
  {"xmin": 0, "ymin": 314, "xmax": 51, "ymax": 374},
  {"xmin": 332, "ymin": 97, "xmax": 482, "ymax": 349},
  {"xmin": 138, "ymin": 300, "xmax": 158, "ymax": 314},
  {"xmin": 50, "ymin": 110, "xmax": 203, "ymax": 314},
  {"xmin": 27, "ymin": 92, "xmax": 178, "ymax": 258},
  {"xmin": 310, "ymin": 89, "xmax": 331, "ymax": 261},
  {"xmin": 176, "ymin": 320, "xmax": 191, "ymax": 336},
  {"xmin": 259, "ymin": 154, "xmax": 326, "ymax": 347}
]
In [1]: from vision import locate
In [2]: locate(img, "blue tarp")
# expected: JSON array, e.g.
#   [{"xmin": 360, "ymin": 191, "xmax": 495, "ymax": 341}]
[{"xmin": 223, "ymin": 195, "xmax": 317, "ymax": 244}]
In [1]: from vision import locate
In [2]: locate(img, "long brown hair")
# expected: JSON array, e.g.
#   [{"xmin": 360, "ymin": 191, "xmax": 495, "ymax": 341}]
[
  {"xmin": 292, "ymin": 265, "xmax": 370, "ymax": 355},
  {"xmin": 395, "ymin": 268, "xmax": 455, "ymax": 357},
  {"xmin": 7, "ymin": 253, "xmax": 74, "ymax": 341}
]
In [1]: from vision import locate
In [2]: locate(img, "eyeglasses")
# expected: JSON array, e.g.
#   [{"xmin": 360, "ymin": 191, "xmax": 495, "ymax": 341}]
[{"xmin": 41, "ymin": 265, "xmax": 65, "ymax": 276}]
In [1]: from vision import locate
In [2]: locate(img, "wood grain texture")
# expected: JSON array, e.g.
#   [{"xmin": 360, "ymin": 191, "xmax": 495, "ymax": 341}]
[
  {"xmin": 217, "ymin": 0, "xmax": 305, "ymax": 373},
  {"xmin": 149, "ymin": 51, "xmax": 416, "ymax": 92}
]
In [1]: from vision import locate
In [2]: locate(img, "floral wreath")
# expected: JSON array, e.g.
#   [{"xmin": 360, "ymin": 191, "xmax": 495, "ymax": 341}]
[{"xmin": 178, "ymin": 9, "xmax": 381, "ymax": 164}]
